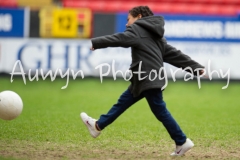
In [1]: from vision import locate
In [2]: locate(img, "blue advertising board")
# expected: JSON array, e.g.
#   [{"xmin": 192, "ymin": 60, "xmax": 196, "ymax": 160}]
[
  {"xmin": 0, "ymin": 8, "xmax": 29, "ymax": 37},
  {"xmin": 116, "ymin": 13, "xmax": 240, "ymax": 42}
]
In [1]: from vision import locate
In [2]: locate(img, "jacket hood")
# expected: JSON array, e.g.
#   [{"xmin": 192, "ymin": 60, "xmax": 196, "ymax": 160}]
[{"xmin": 134, "ymin": 16, "xmax": 165, "ymax": 38}]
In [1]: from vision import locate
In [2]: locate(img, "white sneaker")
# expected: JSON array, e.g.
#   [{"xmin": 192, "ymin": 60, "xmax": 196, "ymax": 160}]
[
  {"xmin": 170, "ymin": 138, "xmax": 194, "ymax": 156},
  {"xmin": 80, "ymin": 112, "xmax": 101, "ymax": 138}
]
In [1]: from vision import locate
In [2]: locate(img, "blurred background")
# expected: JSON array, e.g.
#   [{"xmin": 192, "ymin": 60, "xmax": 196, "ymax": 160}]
[{"xmin": 0, "ymin": 0, "xmax": 240, "ymax": 80}]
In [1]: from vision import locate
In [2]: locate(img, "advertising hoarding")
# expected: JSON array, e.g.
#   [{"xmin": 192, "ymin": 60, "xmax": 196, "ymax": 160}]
[
  {"xmin": 0, "ymin": 8, "xmax": 29, "ymax": 37},
  {"xmin": 0, "ymin": 39, "xmax": 238, "ymax": 82}
]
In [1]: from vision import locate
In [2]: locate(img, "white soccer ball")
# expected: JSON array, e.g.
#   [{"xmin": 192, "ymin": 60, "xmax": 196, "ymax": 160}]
[{"xmin": 0, "ymin": 90, "xmax": 23, "ymax": 120}]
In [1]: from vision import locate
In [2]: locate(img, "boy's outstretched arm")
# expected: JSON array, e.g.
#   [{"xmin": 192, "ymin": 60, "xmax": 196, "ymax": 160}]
[
  {"xmin": 91, "ymin": 26, "xmax": 138, "ymax": 50},
  {"xmin": 162, "ymin": 40, "xmax": 205, "ymax": 75}
]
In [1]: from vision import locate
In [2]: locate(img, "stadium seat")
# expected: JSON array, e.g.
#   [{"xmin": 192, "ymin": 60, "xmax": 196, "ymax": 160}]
[
  {"xmin": 209, "ymin": 0, "xmax": 240, "ymax": 4},
  {"xmin": 202, "ymin": 4, "xmax": 220, "ymax": 15},
  {"xmin": 170, "ymin": 3, "xmax": 190, "ymax": 14},
  {"xmin": 63, "ymin": 0, "xmax": 240, "ymax": 16},
  {"xmin": 0, "ymin": 0, "xmax": 17, "ymax": 8},
  {"xmin": 219, "ymin": 5, "xmax": 240, "ymax": 16},
  {"xmin": 188, "ymin": 3, "xmax": 205, "ymax": 14}
]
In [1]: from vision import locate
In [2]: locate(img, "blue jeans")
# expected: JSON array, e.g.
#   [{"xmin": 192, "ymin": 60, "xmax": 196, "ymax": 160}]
[{"xmin": 97, "ymin": 88, "xmax": 187, "ymax": 145}]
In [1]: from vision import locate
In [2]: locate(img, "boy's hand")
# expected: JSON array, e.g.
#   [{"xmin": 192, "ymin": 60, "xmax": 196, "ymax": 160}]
[
  {"xmin": 90, "ymin": 47, "xmax": 95, "ymax": 51},
  {"xmin": 200, "ymin": 69, "xmax": 208, "ymax": 78}
]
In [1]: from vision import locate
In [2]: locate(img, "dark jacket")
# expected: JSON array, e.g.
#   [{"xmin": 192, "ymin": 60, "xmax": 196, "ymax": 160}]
[{"xmin": 91, "ymin": 16, "xmax": 204, "ymax": 97}]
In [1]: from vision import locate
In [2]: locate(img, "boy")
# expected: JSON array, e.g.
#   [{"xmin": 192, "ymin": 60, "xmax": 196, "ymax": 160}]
[{"xmin": 80, "ymin": 6, "xmax": 204, "ymax": 156}]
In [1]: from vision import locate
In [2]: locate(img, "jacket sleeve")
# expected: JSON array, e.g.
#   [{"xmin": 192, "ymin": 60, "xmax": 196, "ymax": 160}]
[
  {"xmin": 162, "ymin": 40, "xmax": 204, "ymax": 75},
  {"xmin": 91, "ymin": 26, "xmax": 138, "ymax": 49}
]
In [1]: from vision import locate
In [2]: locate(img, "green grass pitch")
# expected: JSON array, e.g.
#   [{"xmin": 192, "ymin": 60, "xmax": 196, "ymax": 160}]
[{"xmin": 0, "ymin": 76, "xmax": 239, "ymax": 159}]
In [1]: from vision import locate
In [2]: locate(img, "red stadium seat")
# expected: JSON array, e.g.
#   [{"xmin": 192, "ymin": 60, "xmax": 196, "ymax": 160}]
[
  {"xmin": 202, "ymin": 4, "xmax": 220, "ymax": 15},
  {"xmin": 63, "ymin": 0, "xmax": 240, "ymax": 16},
  {"xmin": 219, "ymin": 5, "xmax": 239, "ymax": 16},
  {"xmin": 88, "ymin": 1, "xmax": 105, "ymax": 11},
  {"xmin": 188, "ymin": 3, "xmax": 205, "ymax": 14},
  {"xmin": 0, "ymin": 0, "xmax": 17, "ymax": 8},
  {"xmin": 64, "ymin": 0, "xmax": 90, "ymax": 8},
  {"xmin": 171, "ymin": 3, "xmax": 190, "ymax": 14},
  {"xmin": 149, "ymin": 2, "xmax": 172, "ymax": 13},
  {"xmin": 209, "ymin": 0, "xmax": 240, "ymax": 4}
]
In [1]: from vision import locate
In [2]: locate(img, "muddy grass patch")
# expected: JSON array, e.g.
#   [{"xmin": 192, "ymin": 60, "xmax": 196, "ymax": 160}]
[{"xmin": 0, "ymin": 140, "xmax": 239, "ymax": 160}]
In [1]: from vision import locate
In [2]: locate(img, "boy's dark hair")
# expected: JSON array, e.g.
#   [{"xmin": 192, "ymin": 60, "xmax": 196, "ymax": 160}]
[{"xmin": 129, "ymin": 6, "xmax": 154, "ymax": 18}]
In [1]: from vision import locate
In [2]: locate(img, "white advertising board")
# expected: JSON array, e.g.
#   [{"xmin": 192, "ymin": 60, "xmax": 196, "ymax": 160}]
[{"xmin": 0, "ymin": 38, "xmax": 239, "ymax": 81}]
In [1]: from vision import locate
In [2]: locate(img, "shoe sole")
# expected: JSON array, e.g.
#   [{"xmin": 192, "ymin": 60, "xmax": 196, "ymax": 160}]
[
  {"xmin": 171, "ymin": 139, "xmax": 194, "ymax": 156},
  {"xmin": 80, "ymin": 113, "xmax": 98, "ymax": 138},
  {"xmin": 178, "ymin": 144, "xmax": 193, "ymax": 156}
]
